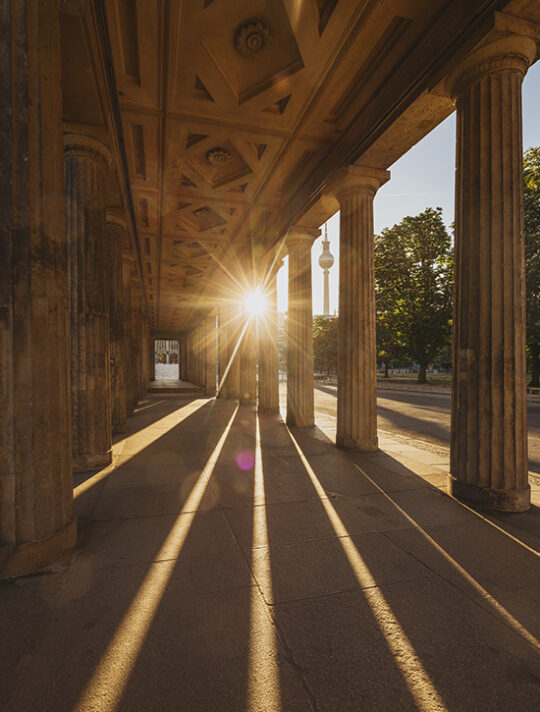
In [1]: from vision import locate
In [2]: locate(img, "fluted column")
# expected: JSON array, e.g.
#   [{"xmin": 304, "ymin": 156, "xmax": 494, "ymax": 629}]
[
  {"xmin": 227, "ymin": 307, "xmax": 242, "ymax": 400},
  {"xmin": 65, "ymin": 133, "xmax": 112, "ymax": 471},
  {"xmin": 204, "ymin": 315, "xmax": 217, "ymax": 396},
  {"xmin": 259, "ymin": 260, "xmax": 283, "ymax": 411},
  {"xmin": 107, "ymin": 216, "xmax": 128, "ymax": 434},
  {"xmin": 286, "ymin": 228, "xmax": 318, "ymax": 427},
  {"xmin": 448, "ymin": 35, "xmax": 536, "ymax": 512},
  {"xmin": 333, "ymin": 165, "xmax": 389, "ymax": 450},
  {"xmin": 0, "ymin": 0, "xmax": 76, "ymax": 577},
  {"xmin": 217, "ymin": 307, "xmax": 230, "ymax": 398},
  {"xmin": 122, "ymin": 255, "xmax": 135, "ymax": 412},
  {"xmin": 240, "ymin": 320, "xmax": 257, "ymax": 406}
]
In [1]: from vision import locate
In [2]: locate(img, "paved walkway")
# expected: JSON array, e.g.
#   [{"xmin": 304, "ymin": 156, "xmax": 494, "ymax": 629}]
[{"xmin": 1, "ymin": 391, "xmax": 540, "ymax": 711}]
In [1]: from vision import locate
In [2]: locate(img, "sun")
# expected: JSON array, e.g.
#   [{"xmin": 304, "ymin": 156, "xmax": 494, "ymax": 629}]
[{"xmin": 243, "ymin": 286, "xmax": 267, "ymax": 317}]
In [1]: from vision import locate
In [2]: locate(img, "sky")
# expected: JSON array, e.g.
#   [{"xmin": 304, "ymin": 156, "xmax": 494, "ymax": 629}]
[{"xmin": 277, "ymin": 61, "xmax": 540, "ymax": 314}]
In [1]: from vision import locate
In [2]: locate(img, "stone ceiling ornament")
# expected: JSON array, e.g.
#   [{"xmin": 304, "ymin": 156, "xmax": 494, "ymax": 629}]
[
  {"xmin": 235, "ymin": 22, "xmax": 272, "ymax": 59},
  {"xmin": 206, "ymin": 147, "xmax": 232, "ymax": 166}
]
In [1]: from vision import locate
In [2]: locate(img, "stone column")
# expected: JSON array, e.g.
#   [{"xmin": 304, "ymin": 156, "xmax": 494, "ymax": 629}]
[
  {"xmin": 332, "ymin": 165, "xmax": 389, "ymax": 450},
  {"xmin": 204, "ymin": 315, "xmax": 217, "ymax": 396},
  {"xmin": 227, "ymin": 306, "xmax": 242, "ymax": 400},
  {"xmin": 217, "ymin": 307, "xmax": 229, "ymax": 398},
  {"xmin": 122, "ymin": 254, "xmax": 135, "ymax": 413},
  {"xmin": 0, "ymin": 0, "xmax": 76, "ymax": 577},
  {"xmin": 259, "ymin": 260, "xmax": 283, "ymax": 411},
  {"xmin": 65, "ymin": 133, "xmax": 112, "ymax": 471},
  {"xmin": 148, "ymin": 337, "xmax": 156, "ymax": 382},
  {"xmin": 448, "ymin": 35, "xmax": 536, "ymax": 512},
  {"xmin": 286, "ymin": 228, "xmax": 318, "ymax": 427},
  {"xmin": 107, "ymin": 215, "xmax": 128, "ymax": 434},
  {"xmin": 240, "ymin": 320, "xmax": 257, "ymax": 406}
]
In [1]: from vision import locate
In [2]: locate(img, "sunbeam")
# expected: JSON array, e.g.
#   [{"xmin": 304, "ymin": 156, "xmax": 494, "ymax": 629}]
[
  {"xmin": 216, "ymin": 313, "xmax": 251, "ymax": 397},
  {"xmin": 247, "ymin": 416, "xmax": 281, "ymax": 712},
  {"xmin": 287, "ymin": 429, "xmax": 448, "ymax": 712},
  {"xmin": 73, "ymin": 405, "xmax": 239, "ymax": 712},
  {"xmin": 73, "ymin": 398, "xmax": 209, "ymax": 499},
  {"xmin": 353, "ymin": 463, "xmax": 540, "ymax": 651}
]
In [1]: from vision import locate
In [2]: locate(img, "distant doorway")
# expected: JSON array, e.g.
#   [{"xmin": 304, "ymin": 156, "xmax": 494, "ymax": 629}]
[{"xmin": 154, "ymin": 339, "xmax": 179, "ymax": 380}]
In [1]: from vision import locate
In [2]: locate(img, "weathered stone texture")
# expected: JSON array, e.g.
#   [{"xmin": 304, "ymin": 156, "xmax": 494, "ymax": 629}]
[
  {"xmin": 240, "ymin": 321, "xmax": 257, "ymax": 405},
  {"xmin": 334, "ymin": 166, "xmax": 389, "ymax": 451},
  {"xmin": 449, "ymin": 36, "xmax": 536, "ymax": 511},
  {"xmin": 65, "ymin": 135, "xmax": 112, "ymax": 471},
  {"xmin": 107, "ymin": 217, "xmax": 127, "ymax": 433},
  {"xmin": 258, "ymin": 264, "xmax": 281, "ymax": 411},
  {"xmin": 286, "ymin": 229, "xmax": 317, "ymax": 427},
  {"xmin": 0, "ymin": 0, "xmax": 75, "ymax": 577}
]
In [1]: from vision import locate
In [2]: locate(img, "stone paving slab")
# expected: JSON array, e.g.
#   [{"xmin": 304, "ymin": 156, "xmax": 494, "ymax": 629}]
[{"xmin": 2, "ymin": 393, "xmax": 540, "ymax": 712}]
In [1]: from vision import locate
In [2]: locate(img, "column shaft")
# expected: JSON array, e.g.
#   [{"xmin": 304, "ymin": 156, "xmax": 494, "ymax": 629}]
[
  {"xmin": 240, "ymin": 322, "xmax": 257, "ymax": 405},
  {"xmin": 258, "ymin": 268, "xmax": 280, "ymax": 411},
  {"xmin": 217, "ymin": 307, "xmax": 229, "ymax": 398},
  {"xmin": 65, "ymin": 136, "xmax": 112, "ymax": 471},
  {"xmin": 204, "ymin": 315, "xmax": 217, "ymax": 396},
  {"xmin": 1, "ymin": 0, "xmax": 76, "ymax": 577},
  {"xmin": 334, "ymin": 167, "xmax": 388, "ymax": 450},
  {"xmin": 287, "ymin": 231, "xmax": 317, "ymax": 426},
  {"xmin": 107, "ymin": 219, "xmax": 127, "ymax": 434},
  {"xmin": 450, "ymin": 38, "xmax": 535, "ymax": 511}
]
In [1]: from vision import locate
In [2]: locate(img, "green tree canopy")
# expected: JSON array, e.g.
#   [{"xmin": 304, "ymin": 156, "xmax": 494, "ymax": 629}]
[
  {"xmin": 313, "ymin": 315, "xmax": 338, "ymax": 374},
  {"xmin": 375, "ymin": 207, "xmax": 453, "ymax": 383},
  {"xmin": 524, "ymin": 146, "xmax": 540, "ymax": 387}
]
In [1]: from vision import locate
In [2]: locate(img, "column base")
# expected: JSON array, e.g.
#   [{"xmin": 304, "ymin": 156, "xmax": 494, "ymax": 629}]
[
  {"xmin": 336, "ymin": 435, "xmax": 378, "ymax": 452},
  {"xmin": 0, "ymin": 518, "xmax": 77, "ymax": 579},
  {"xmin": 73, "ymin": 449, "xmax": 112, "ymax": 473},
  {"xmin": 286, "ymin": 415, "xmax": 314, "ymax": 428},
  {"xmin": 113, "ymin": 422, "xmax": 127, "ymax": 435},
  {"xmin": 448, "ymin": 476, "xmax": 530, "ymax": 512},
  {"xmin": 258, "ymin": 405, "xmax": 280, "ymax": 413}
]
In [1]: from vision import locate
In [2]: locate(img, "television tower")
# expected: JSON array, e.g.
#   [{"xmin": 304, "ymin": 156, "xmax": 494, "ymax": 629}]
[{"xmin": 318, "ymin": 223, "xmax": 335, "ymax": 316}]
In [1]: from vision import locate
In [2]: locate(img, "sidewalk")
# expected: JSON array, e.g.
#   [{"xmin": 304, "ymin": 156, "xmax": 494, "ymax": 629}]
[{"xmin": 1, "ymin": 391, "xmax": 539, "ymax": 711}]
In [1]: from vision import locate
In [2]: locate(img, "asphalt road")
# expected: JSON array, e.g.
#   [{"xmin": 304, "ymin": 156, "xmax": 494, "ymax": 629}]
[{"xmin": 312, "ymin": 384, "xmax": 540, "ymax": 475}]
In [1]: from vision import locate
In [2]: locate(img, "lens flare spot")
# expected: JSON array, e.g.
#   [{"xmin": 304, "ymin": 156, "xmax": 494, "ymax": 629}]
[
  {"xmin": 236, "ymin": 450, "xmax": 255, "ymax": 470},
  {"xmin": 243, "ymin": 286, "xmax": 267, "ymax": 316}
]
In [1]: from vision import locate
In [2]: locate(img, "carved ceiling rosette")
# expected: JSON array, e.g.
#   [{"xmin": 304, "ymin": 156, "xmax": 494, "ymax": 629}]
[
  {"xmin": 206, "ymin": 147, "xmax": 232, "ymax": 166},
  {"xmin": 235, "ymin": 22, "xmax": 272, "ymax": 59}
]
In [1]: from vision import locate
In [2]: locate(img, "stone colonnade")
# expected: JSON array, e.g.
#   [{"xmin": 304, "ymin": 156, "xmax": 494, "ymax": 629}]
[
  {"xmin": 1, "ymin": 7, "xmax": 536, "ymax": 581},
  {"xmin": 0, "ymin": 1, "xmax": 151, "ymax": 577}
]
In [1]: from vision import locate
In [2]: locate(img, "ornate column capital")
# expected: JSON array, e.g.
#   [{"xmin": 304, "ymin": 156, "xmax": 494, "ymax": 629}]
[
  {"xmin": 445, "ymin": 34, "xmax": 536, "ymax": 99},
  {"xmin": 106, "ymin": 212, "xmax": 128, "ymax": 241},
  {"xmin": 268, "ymin": 256, "xmax": 285, "ymax": 281},
  {"xmin": 286, "ymin": 226, "xmax": 320, "ymax": 252},
  {"xmin": 63, "ymin": 132, "xmax": 112, "ymax": 170},
  {"xmin": 331, "ymin": 164, "xmax": 390, "ymax": 203}
]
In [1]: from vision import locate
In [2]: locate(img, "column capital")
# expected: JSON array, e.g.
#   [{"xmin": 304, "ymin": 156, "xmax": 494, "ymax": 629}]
[
  {"xmin": 106, "ymin": 213, "xmax": 128, "ymax": 240},
  {"xmin": 446, "ymin": 34, "xmax": 536, "ymax": 99},
  {"xmin": 331, "ymin": 164, "xmax": 390, "ymax": 203},
  {"xmin": 63, "ymin": 132, "xmax": 112, "ymax": 169},
  {"xmin": 269, "ymin": 256, "xmax": 285, "ymax": 280},
  {"xmin": 286, "ymin": 226, "xmax": 320, "ymax": 251}
]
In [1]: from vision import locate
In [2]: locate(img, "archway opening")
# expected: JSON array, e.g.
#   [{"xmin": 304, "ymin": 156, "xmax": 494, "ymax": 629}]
[{"xmin": 154, "ymin": 339, "xmax": 180, "ymax": 381}]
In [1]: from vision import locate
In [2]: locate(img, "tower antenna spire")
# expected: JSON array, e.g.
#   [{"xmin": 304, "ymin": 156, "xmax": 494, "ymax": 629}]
[{"xmin": 318, "ymin": 222, "xmax": 335, "ymax": 316}]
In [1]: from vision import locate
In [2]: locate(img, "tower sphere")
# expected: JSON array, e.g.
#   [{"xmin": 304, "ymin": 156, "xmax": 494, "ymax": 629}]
[{"xmin": 319, "ymin": 239, "xmax": 334, "ymax": 270}]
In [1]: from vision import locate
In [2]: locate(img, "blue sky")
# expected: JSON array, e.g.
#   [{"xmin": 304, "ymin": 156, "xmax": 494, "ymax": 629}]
[{"xmin": 277, "ymin": 60, "xmax": 540, "ymax": 314}]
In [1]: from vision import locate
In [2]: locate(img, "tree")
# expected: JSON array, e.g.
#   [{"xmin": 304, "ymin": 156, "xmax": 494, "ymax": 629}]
[
  {"xmin": 374, "ymin": 226, "xmax": 411, "ymax": 376},
  {"xmin": 375, "ymin": 207, "xmax": 453, "ymax": 383},
  {"xmin": 524, "ymin": 147, "xmax": 540, "ymax": 387},
  {"xmin": 313, "ymin": 315, "xmax": 338, "ymax": 374}
]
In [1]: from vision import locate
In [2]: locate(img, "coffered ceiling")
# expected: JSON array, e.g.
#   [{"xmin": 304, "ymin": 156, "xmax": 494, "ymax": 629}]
[{"xmin": 64, "ymin": 0, "xmax": 539, "ymax": 333}]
